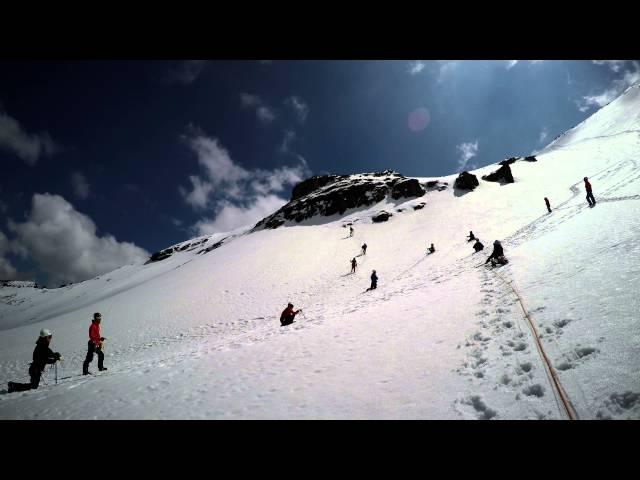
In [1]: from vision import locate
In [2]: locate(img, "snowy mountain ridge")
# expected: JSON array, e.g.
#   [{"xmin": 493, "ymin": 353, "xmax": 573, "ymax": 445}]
[{"xmin": 1, "ymin": 82, "xmax": 639, "ymax": 419}]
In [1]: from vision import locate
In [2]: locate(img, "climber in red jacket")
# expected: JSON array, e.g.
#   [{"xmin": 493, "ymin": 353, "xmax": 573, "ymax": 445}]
[
  {"xmin": 83, "ymin": 312, "xmax": 106, "ymax": 375},
  {"xmin": 584, "ymin": 177, "xmax": 596, "ymax": 206}
]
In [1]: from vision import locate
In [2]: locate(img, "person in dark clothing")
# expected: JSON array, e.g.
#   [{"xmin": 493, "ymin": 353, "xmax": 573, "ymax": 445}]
[
  {"xmin": 584, "ymin": 177, "xmax": 596, "ymax": 206},
  {"xmin": 544, "ymin": 197, "xmax": 552, "ymax": 213},
  {"xmin": 467, "ymin": 231, "xmax": 476, "ymax": 242},
  {"xmin": 349, "ymin": 226, "xmax": 354, "ymax": 237},
  {"xmin": 83, "ymin": 312, "xmax": 106, "ymax": 375},
  {"xmin": 8, "ymin": 329, "xmax": 61, "ymax": 393},
  {"xmin": 473, "ymin": 239, "xmax": 484, "ymax": 252},
  {"xmin": 368, "ymin": 270, "xmax": 378, "ymax": 290},
  {"xmin": 351, "ymin": 257, "xmax": 357, "ymax": 273},
  {"xmin": 485, "ymin": 240, "xmax": 508, "ymax": 266},
  {"xmin": 362, "ymin": 243, "xmax": 367, "ymax": 255},
  {"xmin": 427, "ymin": 243, "xmax": 435, "ymax": 254},
  {"xmin": 280, "ymin": 303, "xmax": 301, "ymax": 326}
]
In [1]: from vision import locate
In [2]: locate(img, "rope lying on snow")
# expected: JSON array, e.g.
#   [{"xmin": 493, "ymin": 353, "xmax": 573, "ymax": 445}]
[{"xmin": 491, "ymin": 268, "xmax": 578, "ymax": 421}]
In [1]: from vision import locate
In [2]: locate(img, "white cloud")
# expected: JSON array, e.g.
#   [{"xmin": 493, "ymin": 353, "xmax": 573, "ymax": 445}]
[
  {"xmin": 180, "ymin": 175, "xmax": 215, "ymax": 209},
  {"xmin": 180, "ymin": 132, "xmax": 310, "ymax": 234},
  {"xmin": 437, "ymin": 61, "xmax": 458, "ymax": 83},
  {"xmin": 0, "ymin": 109, "xmax": 57, "ymax": 165},
  {"xmin": 0, "ymin": 257, "xmax": 16, "ymax": 279},
  {"xmin": 577, "ymin": 62, "xmax": 640, "ymax": 112},
  {"xmin": 408, "ymin": 61, "xmax": 426, "ymax": 75},
  {"xmin": 165, "ymin": 60, "xmax": 207, "ymax": 85},
  {"xmin": 184, "ymin": 136, "xmax": 251, "ymax": 191},
  {"xmin": 240, "ymin": 93, "xmax": 276, "ymax": 124},
  {"xmin": 285, "ymin": 96, "xmax": 309, "ymax": 123},
  {"xmin": 240, "ymin": 93, "xmax": 262, "ymax": 107},
  {"xmin": 193, "ymin": 195, "xmax": 287, "ymax": 235},
  {"xmin": 257, "ymin": 106, "xmax": 276, "ymax": 124},
  {"xmin": 0, "ymin": 230, "xmax": 17, "ymax": 279},
  {"xmin": 592, "ymin": 60, "xmax": 627, "ymax": 72},
  {"xmin": 506, "ymin": 60, "xmax": 519, "ymax": 70},
  {"xmin": 456, "ymin": 141, "xmax": 479, "ymax": 171},
  {"xmin": 280, "ymin": 130, "xmax": 296, "ymax": 153},
  {"xmin": 8, "ymin": 193, "xmax": 149, "ymax": 286},
  {"xmin": 71, "ymin": 171, "xmax": 90, "ymax": 199},
  {"xmin": 539, "ymin": 127, "xmax": 549, "ymax": 144}
]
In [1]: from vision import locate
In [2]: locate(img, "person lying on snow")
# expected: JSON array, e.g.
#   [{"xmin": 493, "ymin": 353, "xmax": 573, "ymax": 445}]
[
  {"xmin": 485, "ymin": 240, "xmax": 508, "ymax": 266},
  {"xmin": 280, "ymin": 303, "xmax": 301, "ymax": 326},
  {"xmin": 8, "ymin": 329, "xmax": 62, "ymax": 393}
]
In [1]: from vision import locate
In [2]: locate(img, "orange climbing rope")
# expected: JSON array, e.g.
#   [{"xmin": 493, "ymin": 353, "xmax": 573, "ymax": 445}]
[{"xmin": 492, "ymin": 269, "xmax": 578, "ymax": 420}]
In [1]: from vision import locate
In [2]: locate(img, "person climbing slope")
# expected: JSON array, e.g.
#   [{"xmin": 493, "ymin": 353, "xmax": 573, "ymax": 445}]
[
  {"xmin": 362, "ymin": 243, "xmax": 367, "ymax": 255},
  {"xmin": 584, "ymin": 177, "xmax": 596, "ymax": 206},
  {"xmin": 544, "ymin": 197, "xmax": 552, "ymax": 213},
  {"xmin": 368, "ymin": 270, "xmax": 378, "ymax": 290},
  {"xmin": 82, "ymin": 312, "xmax": 107, "ymax": 375},
  {"xmin": 8, "ymin": 329, "xmax": 62, "ymax": 393},
  {"xmin": 467, "ymin": 231, "xmax": 476, "ymax": 242},
  {"xmin": 351, "ymin": 257, "xmax": 357, "ymax": 273}
]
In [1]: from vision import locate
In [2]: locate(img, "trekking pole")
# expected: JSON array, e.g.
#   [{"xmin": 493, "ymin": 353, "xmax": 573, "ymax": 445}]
[{"xmin": 55, "ymin": 362, "xmax": 58, "ymax": 385}]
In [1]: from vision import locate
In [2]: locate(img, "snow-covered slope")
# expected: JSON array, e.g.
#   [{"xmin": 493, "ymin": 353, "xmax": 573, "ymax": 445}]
[{"xmin": 1, "ymin": 84, "xmax": 639, "ymax": 419}]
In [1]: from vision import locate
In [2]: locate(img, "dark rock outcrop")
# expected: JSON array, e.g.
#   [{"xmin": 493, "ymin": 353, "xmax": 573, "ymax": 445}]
[
  {"xmin": 413, "ymin": 203, "xmax": 426, "ymax": 210},
  {"xmin": 425, "ymin": 180, "xmax": 448, "ymax": 192},
  {"xmin": 482, "ymin": 163, "xmax": 514, "ymax": 183},
  {"xmin": 391, "ymin": 178, "xmax": 425, "ymax": 200},
  {"xmin": 291, "ymin": 175, "xmax": 346, "ymax": 201},
  {"xmin": 372, "ymin": 211, "xmax": 392, "ymax": 223},
  {"xmin": 454, "ymin": 171, "xmax": 480, "ymax": 190},
  {"xmin": 198, "ymin": 238, "xmax": 227, "ymax": 255},
  {"xmin": 254, "ymin": 171, "xmax": 425, "ymax": 230},
  {"xmin": 149, "ymin": 248, "xmax": 174, "ymax": 263},
  {"xmin": 499, "ymin": 157, "xmax": 519, "ymax": 166}
]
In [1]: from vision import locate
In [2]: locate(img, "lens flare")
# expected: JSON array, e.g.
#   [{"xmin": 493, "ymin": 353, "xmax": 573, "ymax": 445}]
[{"xmin": 408, "ymin": 107, "xmax": 430, "ymax": 132}]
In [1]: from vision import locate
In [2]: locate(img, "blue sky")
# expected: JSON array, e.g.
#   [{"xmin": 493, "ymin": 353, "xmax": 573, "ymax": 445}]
[{"xmin": 1, "ymin": 60, "xmax": 638, "ymax": 286}]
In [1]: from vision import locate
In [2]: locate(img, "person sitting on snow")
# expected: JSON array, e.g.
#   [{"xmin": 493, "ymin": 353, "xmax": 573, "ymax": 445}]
[
  {"xmin": 427, "ymin": 243, "xmax": 436, "ymax": 254},
  {"xmin": 485, "ymin": 240, "xmax": 508, "ymax": 266},
  {"xmin": 467, "ymin": 231, "xmax": 476, "ymax": 242},
  {"xmin": 473, "ymin": 239, "xmax": 484, "ymax": 252},
  {"xmin": 280, "ymin": 303, "xmax": 301, "ymax": 326}
]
